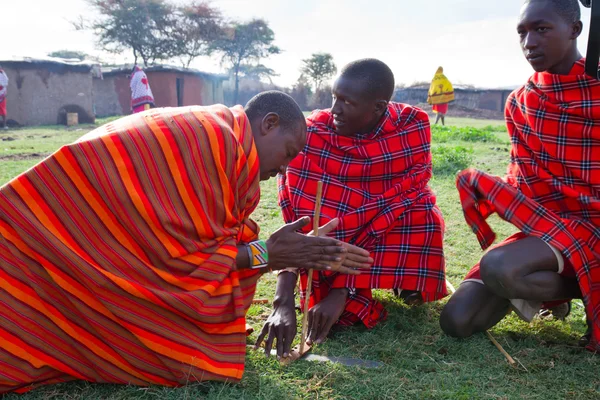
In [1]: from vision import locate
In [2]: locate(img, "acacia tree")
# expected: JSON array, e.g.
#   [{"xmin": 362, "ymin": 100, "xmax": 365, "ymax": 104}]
[
  {"xmin": 301, "ymin": 53, "xmax": 337, "ymax": 92},
  {"xmin": 173, "ymin": 1, "xmax": 223, "ymax": 68},
  {"xmin": 80, "ymin": 0, "xmax": 178, "ymax": 66},
  {"xmin": 288, "ymin": 74, "xmax": 312, "ymax": 111},
  {"xmin": 211, "ymin": 19, "xmax": 280, "ymax": 104},
  {"xmin": 236, "ymin": 64, "xmax": 278, "ymax": 84}
]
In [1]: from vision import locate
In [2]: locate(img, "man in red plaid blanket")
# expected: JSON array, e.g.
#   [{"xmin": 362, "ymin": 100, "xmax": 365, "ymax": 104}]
[
  {"xmin": 255, "ymin": 59, "xmax": 447, "ymax": 358},
  {"xmin": 440, "ymin": 0, "xmax": 600, "ymax": 351}
]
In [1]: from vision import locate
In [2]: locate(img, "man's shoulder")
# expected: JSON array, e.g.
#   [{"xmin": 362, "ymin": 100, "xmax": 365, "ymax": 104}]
[
  {"xmin": 306, "ymin": 109, "xmax": 333, "ymax": 126},
  {"xmin": 388, "ymin": 102, "xmax": 430, "ymax": 126}
]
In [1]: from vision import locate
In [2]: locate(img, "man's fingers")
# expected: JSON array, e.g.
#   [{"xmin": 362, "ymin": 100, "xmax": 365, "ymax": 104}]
[
  {"xmin": 283, "ymin": 325, "xmax": 295, "ymax": 358},
  {"xmin": 335, "ymin": 266, "xmax": 362, "ymax": 275},
  {"xmin": 309, "ymin": 245, "xmax": 347, "ymax": 257},
  {"xmin": 305, "ymin": 262, "xmax": 334, "ymax": 271},
  {"xmin": 283, "ymin": 217, "xmax": 310, "ymax": 232},
  {"xmin": 316, "ymin": 218, "xmax": 339, "ymax": 235},
  {"xmin": 345, "ymin": 252, "xmax": 374, "ymax": 264},
  {"xmin": 343, "ymin": 243, "xmax": 371, "ymax": 257},
  {"xmin": 254, "ymin": 323, "xmax": 269, "ymax": 349},
  {"xmin": 307, "ymin": 311, "xmax": 321, "ymax": 344},
  {"xmin": 316, "ymin": 316, "xmax": 337, "ymax": 344},
  {"xmin": 264, "ymin": 325, "xmax": 276, "ymax": 357},
  {"xmin": 276, "ymin": 328, "xmax": 284, "ymax": 359},
  {"xmin": 341, "ymin": 258, "xmax": 373, "ymax": 269}
]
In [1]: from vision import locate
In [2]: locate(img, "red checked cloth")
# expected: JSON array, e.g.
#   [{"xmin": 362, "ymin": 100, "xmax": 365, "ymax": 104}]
[
  {"xmin": 457, "ymin": 59, "xmax": 600, "ymax": 352},
  {"xmin": 279, "ymin": 102, "xmax": 447, "ymax": 328}
]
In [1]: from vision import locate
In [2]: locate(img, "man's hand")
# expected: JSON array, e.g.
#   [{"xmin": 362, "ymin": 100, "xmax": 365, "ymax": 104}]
[
  {"xmin": 307, "ymin": 288, "xmax": 349, "ymax": 345},
  {"xmin": 254, "ymin": 297, "xmax": 297, "ymax": 359},
  {"xmin": 267, "ymin": 217, "xmax": 373, "ymax": 274}
]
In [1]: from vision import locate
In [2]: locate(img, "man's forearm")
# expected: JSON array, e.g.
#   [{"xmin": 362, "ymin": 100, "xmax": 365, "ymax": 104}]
[{"xmin": 274, "ymin": 271, "xmax": 298, "ymax": 305}]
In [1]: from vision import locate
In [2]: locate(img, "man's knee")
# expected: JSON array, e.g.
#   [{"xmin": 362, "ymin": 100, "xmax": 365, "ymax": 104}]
[
  {"xmin": 440, "ymin": 300, "xmax": 475, "ymax": 339},
  {"xmin": 480, "ymin": 248, "xmax": 519, "ymax": 298}
]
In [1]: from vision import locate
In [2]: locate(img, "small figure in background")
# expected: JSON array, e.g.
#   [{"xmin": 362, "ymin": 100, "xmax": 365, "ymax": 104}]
[
  {"xmin": 0, "ymin": 67, "xmax": 9, "ymax": 129},
  {"xmin": 427, "ymin": 66, "xmax": 454, "ymax": 125},
  {"xmin": 130, "ymin": 65, "xmax": 155, "ymax": 113}
]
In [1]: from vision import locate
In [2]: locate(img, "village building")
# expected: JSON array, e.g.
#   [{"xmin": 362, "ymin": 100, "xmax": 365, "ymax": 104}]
[
  {"xmin": 94, "ymin": 66, "xmax": 227, "ymax": 117},
  {"xmin": 0, "ymin": 57, "xmax": 101, "ymax": 126},
  {"xmin": 0, "ymin": 58, "xmax": 227, "ymax": 126}
]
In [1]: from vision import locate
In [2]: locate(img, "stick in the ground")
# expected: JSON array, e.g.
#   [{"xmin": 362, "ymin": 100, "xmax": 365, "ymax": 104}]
[
  {"xmin": 299, "ymin": 180, "xmax": 323, "ymax": 355},
  {"xmin": 486, "ymin": 331, "xmax": 516, "ymax": 365},
  {"xmin": 445, "ymin": 279, "xmax": 516, "ymax": 366}
]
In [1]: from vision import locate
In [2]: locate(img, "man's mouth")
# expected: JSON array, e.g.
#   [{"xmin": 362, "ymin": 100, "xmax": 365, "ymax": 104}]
[{"xmin": 526, "ymin": 53, "xmax": 544, "ymax": 62}]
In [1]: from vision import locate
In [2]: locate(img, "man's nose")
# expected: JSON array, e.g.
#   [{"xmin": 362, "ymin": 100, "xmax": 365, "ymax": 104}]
[
  {"xmin": 331, "ymin": 99, "xmax": 342, "ymax": 115},
  {"xmin": 523, "ymin": 32, "xmax": 538, "ymax": 50}
]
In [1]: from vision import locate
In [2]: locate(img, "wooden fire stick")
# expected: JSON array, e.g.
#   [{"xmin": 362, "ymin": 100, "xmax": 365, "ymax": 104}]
[
  {"xmin": 445, "ymin": 279, "xmax": 516, "ymax": 366},
  {"xmin": 299, "ymin": 181, "xmax": 323, "ymax": 354}
]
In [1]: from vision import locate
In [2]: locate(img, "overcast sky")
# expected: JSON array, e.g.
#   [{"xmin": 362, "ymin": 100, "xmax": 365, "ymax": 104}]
[{"xmin": 0, "ymin": 0, "xmax": 592, "ymax": 89}]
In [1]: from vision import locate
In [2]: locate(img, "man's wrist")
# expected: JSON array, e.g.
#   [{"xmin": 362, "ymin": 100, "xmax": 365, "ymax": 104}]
[
  {"xmin": 273, "ymin": 271, "xmax": 298, "ymax": 306},
  {"xmin": 248, "ymin": 240, "xmax": 270, "ymax": 271}
]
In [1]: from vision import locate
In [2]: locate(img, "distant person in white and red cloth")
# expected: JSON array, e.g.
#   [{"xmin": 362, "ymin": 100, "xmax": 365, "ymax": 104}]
[
  {"xmin": 0, "ymin": 67, "xmax": 8, "ymax": 129},
  {"xmin": 130, "ymin": 65, "xmax": 155, "ymax": 114}
]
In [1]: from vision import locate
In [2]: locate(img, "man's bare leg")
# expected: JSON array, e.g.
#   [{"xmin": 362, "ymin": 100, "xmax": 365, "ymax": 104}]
[
  {"xmin": 435, "ymin": 113, "xmax": 441, "ymax": 125},
  {"xmin": 440, "ymin": 282, "xmax": 511, "ymax": 337},
  {"xmin": 442, "ymin": 236, "xmax": 581, "ymax": 338},
  {"xmin": 480, "ymin": 236, "xmax": 581, "ymax": 301}
]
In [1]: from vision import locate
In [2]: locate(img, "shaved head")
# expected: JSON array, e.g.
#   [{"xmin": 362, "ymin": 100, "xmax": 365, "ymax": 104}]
[
  {"xmin": 244, "ymin": 90, "xmax": 305, "ymax": 134},
  {"xmin": 339, "ymin": 59, "xmax": 395, "ymax": 101},
  {"xmin": 524, "ymin": 0, "xmax": 581, "ymax": 23},
  {"xmin": 244, "ymin": 91, "xmax": 306, "ymax": 181}
]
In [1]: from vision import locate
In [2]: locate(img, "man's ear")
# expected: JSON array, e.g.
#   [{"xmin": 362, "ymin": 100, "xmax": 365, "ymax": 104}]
[
  {"xmin": 261, "ymin": 112, "xmax": 281, "ymax": 136},
  {"xmin": 571, "ymin": 20, "xmax": 583, "ymax": 39},
  {"xmin": 374, "ymin": 100, "xmax": 389, "ymax": 115}
]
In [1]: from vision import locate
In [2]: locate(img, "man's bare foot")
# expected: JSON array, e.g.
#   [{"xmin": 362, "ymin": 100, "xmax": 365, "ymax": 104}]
[
  {"xmin": 307, "ymin": 288, "xmax": 348, "ymax": 344},
  {"xmin": 393, "ymin": 289, "xmax": 423, "ymax": 306},
  {"xmin": 579, "ymin": 319, "xmax": 592, "ymax": 347}
]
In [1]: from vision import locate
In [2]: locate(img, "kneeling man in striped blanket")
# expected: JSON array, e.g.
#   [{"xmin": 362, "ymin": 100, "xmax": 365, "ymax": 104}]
[{"xmin": 0, "ymin": 91, "xmax": 373, "ymax": 393}]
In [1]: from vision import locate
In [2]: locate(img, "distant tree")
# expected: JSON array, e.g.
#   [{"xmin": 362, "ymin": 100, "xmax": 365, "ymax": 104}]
[
  {"xmin": 288, "ymin": 74, "xmax": 312, "ymax": 111},
  {"xmin": 301, "ymin": 53, "xmax": 337, "ymax": 92},
  {"xmin": 47, "ymin": 50, "xmax": 89, "ymax": 60},
  {"xmin": 236, "ymin": 64, "xmax": 278, "ymax": 84},
  {"xmin": 173, "ymin": 1, "xmax": 223, "ymax": 68},
  {"xmin": 309, "ymin": 85, "xmax": 333, "ymax": 110},
  {"xmin": 77, "ymin": 0, "xmax": 179, "ymax": 67},
  {"xmin": 211, "ymin": 19, "xmax": 281, "ymax": 104}
]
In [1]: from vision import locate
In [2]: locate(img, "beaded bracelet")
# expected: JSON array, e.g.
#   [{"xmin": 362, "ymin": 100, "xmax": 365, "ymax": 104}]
[{"xmin": 247, "ymin": 240, "xmax": 269, "ymax": 270}]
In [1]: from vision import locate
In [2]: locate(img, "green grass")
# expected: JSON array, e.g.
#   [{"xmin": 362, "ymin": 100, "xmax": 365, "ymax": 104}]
[{"xmin": 1, "ymin": 118, "xmax": 599, "ymax": 399}]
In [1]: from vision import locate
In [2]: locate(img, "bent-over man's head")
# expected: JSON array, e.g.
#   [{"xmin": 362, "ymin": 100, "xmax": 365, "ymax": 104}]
[
  {"xmin": 331, "ymin": 58, "xmax": 395, "ymax": 137},
  {"xmin": 518, "ymin": 0, "xmax": 583, "ymax": 74},
  {"xmin": 245, "ymin": 91, "xmax": 307, "ymax": 181}
]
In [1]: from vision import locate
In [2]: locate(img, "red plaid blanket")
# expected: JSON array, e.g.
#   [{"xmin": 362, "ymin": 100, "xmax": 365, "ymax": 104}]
[
  {"xmin": 457, "ymin": 59, "xmax": 600, "ymax": 351},
  {"xmin": 279, "ymin": 103, "xmax": 447, "ymax": 328}
]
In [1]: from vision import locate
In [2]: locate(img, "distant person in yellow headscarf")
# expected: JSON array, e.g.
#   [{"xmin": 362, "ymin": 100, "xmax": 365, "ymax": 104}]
[{"xmin": 427, "ymin": 66, "xmax": 454, "ymax": 126}]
